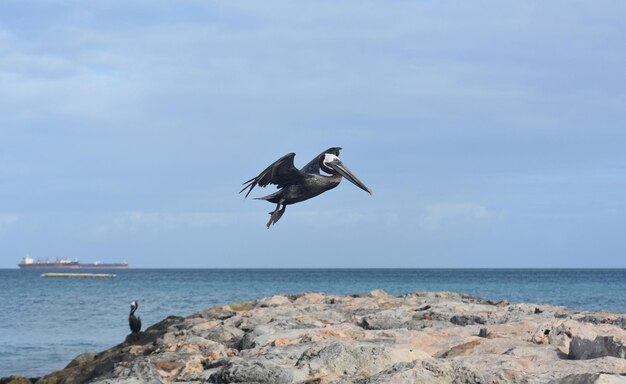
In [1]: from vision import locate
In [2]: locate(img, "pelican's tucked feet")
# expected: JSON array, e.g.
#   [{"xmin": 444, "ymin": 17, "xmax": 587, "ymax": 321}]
[{"xmin": 266, "ymin": 204, "xmax": 286, "ymax": 228}]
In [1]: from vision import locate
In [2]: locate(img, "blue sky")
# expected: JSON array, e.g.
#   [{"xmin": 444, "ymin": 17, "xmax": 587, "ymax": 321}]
[{"xmin": 1, "ymin": 1, "xmax": 625, "ymax": 268}]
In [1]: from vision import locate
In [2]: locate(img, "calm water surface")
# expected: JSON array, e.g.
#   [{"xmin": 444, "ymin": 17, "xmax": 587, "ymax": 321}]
[{"xmin": 1, "ymin": 268, "xmax": 625, "ymax": 377}]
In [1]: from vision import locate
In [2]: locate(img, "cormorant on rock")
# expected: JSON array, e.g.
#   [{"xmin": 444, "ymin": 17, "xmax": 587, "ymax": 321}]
[{"xmin": 129, "ymin": 300, "xmax": 141, "ymax": 334}]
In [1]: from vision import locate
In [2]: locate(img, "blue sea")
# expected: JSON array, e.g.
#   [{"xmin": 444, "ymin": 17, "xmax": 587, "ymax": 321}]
[{"xmin": 1, "ymin": 268, "xmax": 626, "ymax": 377}]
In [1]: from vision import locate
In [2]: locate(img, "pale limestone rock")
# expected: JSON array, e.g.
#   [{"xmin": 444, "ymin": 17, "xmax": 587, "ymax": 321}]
[
  {"xmin": 554, "ymin": 373, "xmax": 626, "ymax": 384},
  {"xmin": 258, "ymin": 294, "xmax": 291, "ymax": 307},
  {"xmin": 17, "ymin": 291, "xmax": 626, "ymax": 384},
  {"xmin": 369, "ymin": 288, "xmax": 393, "ymax": 298}
]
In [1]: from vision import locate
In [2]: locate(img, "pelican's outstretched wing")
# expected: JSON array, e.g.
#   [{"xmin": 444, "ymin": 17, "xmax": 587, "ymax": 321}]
[
  {"xmin": 300, "ymin": 147, "xmax": 342, "ymax": 174},
  {"xmin": 240, "ymin": 152, "xmax": 304, "ymax": 198}
]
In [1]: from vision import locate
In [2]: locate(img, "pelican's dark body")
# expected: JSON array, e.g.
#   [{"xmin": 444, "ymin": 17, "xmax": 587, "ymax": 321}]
[
  {"xmin": 257, "ymin": 173, "xmax": 341, "ymax": 205},
  {"xmin": 241, "ymin": 147, "xmax": 371, "ymax": 227}
]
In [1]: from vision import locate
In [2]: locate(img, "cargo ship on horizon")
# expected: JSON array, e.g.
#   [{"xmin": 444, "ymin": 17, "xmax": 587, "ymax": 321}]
[{"xmin": 18, "ymin": 255, "xmax": 128, "ymax": 270}]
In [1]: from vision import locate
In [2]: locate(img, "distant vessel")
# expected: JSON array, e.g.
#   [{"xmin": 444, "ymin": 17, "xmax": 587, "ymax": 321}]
[
  {"xmin": 78, "ymin": 261, "xmax": 129, "ymax": 270},
  {"xmin": 18, "ymin": 255, "xmax": 128, "ymax": 270},
  {"xmin": 18, "ymin": 256, "xmax": 80, "ymax": 269}
]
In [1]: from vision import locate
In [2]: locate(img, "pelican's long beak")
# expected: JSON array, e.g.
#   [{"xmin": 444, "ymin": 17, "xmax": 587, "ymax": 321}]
[{"xmin": 328, "ymin": 159, "xmax": 372, "ymax": 195}]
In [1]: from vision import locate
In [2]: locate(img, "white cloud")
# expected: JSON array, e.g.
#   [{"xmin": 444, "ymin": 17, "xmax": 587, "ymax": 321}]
[
  {"xmin": 417, "ymin": 203, "xmax": 494, "ymax": 230},
  {"xmin": 0, "ymin": 214, "xmax": 19, "ymax": 231},
  {"xmin": 99, "ymin": 211, "xmax": 254, "ymax": 233},
  {"xmin": 291, "ymin": 209, "xmax": 374, "ymax": 227}
]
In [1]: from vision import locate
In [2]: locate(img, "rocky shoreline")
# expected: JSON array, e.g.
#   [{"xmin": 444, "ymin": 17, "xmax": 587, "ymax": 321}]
[{"xmin": 3, "ymin": 290, "xmax": 626, "ymax": 383}]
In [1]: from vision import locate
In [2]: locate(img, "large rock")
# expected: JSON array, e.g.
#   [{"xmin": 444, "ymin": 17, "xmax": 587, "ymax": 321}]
[
  {"xmin": 570, "ymin": 335, "xmax": 626, "ymax": 360},
  {"xmin": 4, "ymin": 291, "xmax": 626, "ymax": 383},
  {"xmin": 295, "ymin": 340, "xmax": 425, "ymax": 379},
  {"xmin": 208, "ymin": 358, "xmax": 294, "ymax": 383},
  {"xmin": 0, "ymin": 377, "xmax": 34, "ymax": 384},
  {"xmin": 554, "ymin": 373, "xmax": 626, "ymax": 383}
]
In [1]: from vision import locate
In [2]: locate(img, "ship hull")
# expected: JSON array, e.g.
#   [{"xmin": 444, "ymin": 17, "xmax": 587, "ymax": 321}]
[
  {"xmin": 78, "ymin": 264, "xmax": 129, "ymax": 270},
  {"xmin": 18, "ymin": 264, "xmax": 81, "ymax": 270}
]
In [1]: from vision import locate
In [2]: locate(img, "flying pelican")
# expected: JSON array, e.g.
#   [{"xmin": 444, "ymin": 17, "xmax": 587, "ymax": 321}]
[
  {"xmin": 240, "ymin": 147, "xmax": 372, "ymax": 228},
  {"xmin": 129, "ymin": 300, "xmax": 141, "ymax": 334}
]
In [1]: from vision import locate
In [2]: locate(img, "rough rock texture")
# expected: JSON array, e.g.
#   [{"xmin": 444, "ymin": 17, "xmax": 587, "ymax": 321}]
[{"xmin": 5, "ymin": 291, "xmax": 626, "ymax": 383}]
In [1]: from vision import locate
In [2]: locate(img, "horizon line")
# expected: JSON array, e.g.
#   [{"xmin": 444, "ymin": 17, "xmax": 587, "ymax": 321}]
[{"xmin": 3, "ymin": 267, "xmax": 626, "ymax": 270}]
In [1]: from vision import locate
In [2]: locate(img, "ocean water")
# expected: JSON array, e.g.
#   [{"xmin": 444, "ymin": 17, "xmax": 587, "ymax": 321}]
[{"xmin": 1, "ymin": 268, "xmax": 626, "ymax": 377}]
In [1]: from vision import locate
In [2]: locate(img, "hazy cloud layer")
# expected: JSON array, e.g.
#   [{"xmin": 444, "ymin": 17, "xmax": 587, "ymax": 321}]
[
  {"xmin": 0, "ymin": 214, "xmax": 19, "ymax": 233},
  {"xmin": 417, "ymin": 203, "xmax": 496, "ymax": 231}
]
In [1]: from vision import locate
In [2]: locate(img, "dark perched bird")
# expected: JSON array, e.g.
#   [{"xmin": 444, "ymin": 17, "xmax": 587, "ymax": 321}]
[
  {"xmin": 240, "ymin": 147, "xmax": 372, "ymax": 228},
  {"xmin": 129, "ymin": 300, "xmax": 141, "ymax": 334}
]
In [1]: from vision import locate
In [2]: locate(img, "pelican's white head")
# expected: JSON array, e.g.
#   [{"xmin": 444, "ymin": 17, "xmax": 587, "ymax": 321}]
[
  {"xmin": 322, "ymin": 153, "xmax": 340, "ymax": 173},
  {"xmin": 323, "ymin": 153, "xmax": 339, "ymax": 167},
  {"xmin": 320, "ymin": 152, "xmax": 372, "ymax": 194}
]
